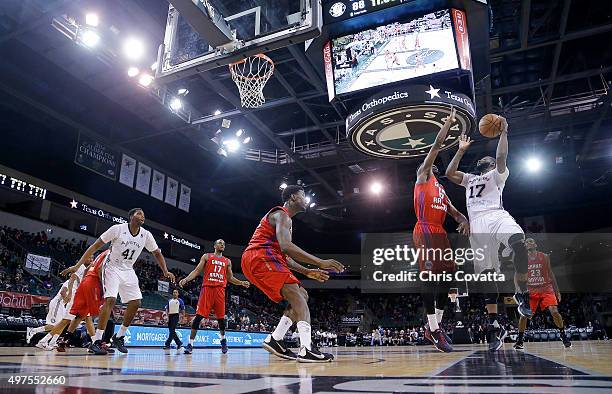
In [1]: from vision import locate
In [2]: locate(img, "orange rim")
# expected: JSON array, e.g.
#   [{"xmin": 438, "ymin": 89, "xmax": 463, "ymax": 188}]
[{"xmin": 229, "ymin": 53, "xmax": 275, "ymax": 82}]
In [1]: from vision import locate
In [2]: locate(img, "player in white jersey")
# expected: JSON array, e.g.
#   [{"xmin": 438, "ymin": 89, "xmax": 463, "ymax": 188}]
[
  {"xmin": 62, "ymin": 208, "xmax": 175, "ymax": 354},
  {"xmin": 446, "ymin": 119, "xmax": 533, "ymax": 351},
  {"xmin": 28, "ymin": 259, "xmax": 90, "ymax": 349}
]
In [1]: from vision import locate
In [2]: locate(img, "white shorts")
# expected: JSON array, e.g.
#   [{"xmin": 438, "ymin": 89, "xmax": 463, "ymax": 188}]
[
  {"xmin": 469, "ymin": 209, "xmax": 524, "ymax": 274},
  {"xmin": 45, "ymin": 295, "xmax": 66, "ymax": 325},
  {"xmin": 102, "ymin": 265, "xmax": 142, "ymax": 303},
  {"xmin": 63, "ymin": 298, "xmax": 76, "ymax": 321}
]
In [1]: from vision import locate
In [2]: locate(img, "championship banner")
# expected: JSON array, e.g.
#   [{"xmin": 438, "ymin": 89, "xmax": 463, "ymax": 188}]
[
  {"xmin": 135, "ymin": 162, "xmax": 152, "ymax": 194},
  {"xmin": 178, "ymin": 184, "xmax": 191, "ymax": 212},
  {"xmin": 151, "ymin": 170, "xmax": 166, "ymax": 201},
  {"xmin": 74, "ymin": 133, "xmax": 118, "ymax": 180},
  {"xmin": 0, "ymin": 292, "xmax": 49, "ymax": 309},
  {"xmin": 119, "ymin": 154, "xmax": 137, "ymax": 187},
  {"xmin": 113, "ymin": 325, "xmax": 268, "ymax": 347},
  {"xmin": 165, "ymin": 177, "xmax": 179, "ymax": 206},
  {"xmin": 25, "ymin": 253, "xmax": 51, "ymax": 273}
]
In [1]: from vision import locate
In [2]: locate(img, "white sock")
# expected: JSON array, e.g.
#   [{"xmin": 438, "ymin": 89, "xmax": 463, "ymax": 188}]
[
  {"xmin": 38, "ymin": 333, "xmax": 52, "ymax": 344},
  {"xmin": 117, "ymin": 325, "xmax": 128, "ymax": 338},
  {"xmin": 32, "ymin": 326, "xmax": 47, "ymax": 334},
  {"xmin": 49, "ymin": 334, "xmax": 60, "ymax": 345},
  {"xmin": 427, "ymin": 314, "xmax": 439, "ymax": 331},
  {"xmin": 189, "ymin": 338, "xmax": 194, "ymax": 345},
  {"xmin": 297, "ymin": 321, "xmax": 312, "ymax": 351},
  {"xmin": 93, "ymin": 329, "xmax": 104, "ymax": 341},
  {"xmin": 272, "ymin": 315, "xmax": 293, "ymax": 341},
  {"xmin": 435, "ymin": 308, "xmax": 444, "ymax": 324}
]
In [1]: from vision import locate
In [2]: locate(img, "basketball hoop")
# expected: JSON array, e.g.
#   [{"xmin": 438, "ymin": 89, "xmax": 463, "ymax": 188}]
[{"xmin": 229, "ymin": 54, "xmax": 274, "ymax": 108}]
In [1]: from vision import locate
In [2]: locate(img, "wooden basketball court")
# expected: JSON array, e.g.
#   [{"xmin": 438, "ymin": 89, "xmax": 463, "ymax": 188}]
[{"xmin": 0, "ymin": 342, "xmax": 610, "ymax": 392}]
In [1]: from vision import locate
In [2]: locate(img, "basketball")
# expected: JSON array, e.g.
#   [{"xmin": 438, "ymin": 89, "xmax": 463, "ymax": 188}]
[{"xmin": 479, "ymin": 114, "xmax": 503, "ymax": 138}]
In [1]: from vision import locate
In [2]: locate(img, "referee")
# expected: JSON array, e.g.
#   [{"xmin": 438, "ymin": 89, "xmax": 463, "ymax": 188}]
[{"xmin": 163, "ymin": 289, "xmax": 185, "ymax": 350}]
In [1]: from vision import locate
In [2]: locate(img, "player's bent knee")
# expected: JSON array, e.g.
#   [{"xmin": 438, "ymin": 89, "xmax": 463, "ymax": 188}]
[
  {"xmin": 508, "ymin": 233, "xmax": 525, "ymax": 245},
  {"xmin": 191, "ymin": 314, "xmax": 204, "ymax": 330},
  {"xmin": 509, "ymin": 234, "xmax": 529, "ymax": 274}
]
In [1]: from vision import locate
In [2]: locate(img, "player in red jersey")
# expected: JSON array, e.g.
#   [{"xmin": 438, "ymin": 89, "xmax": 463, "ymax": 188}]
[
  {"xmin": 56, "ymin": 250, "xmax": 111, "ymax": 355},
  {"xmin": 514, "ymin": 238, "xmax": 571, "ymax": 349},
  {"xmin": 413, "ymin": 107, "xmax": 469, "ymax": 352},
  {"xmin": 179, "ymin": 239, "xmax": 250, "ymax": 354},
  {"xmin": 242, "ymin": 185, "xmax": 344, "ymax": 363}
]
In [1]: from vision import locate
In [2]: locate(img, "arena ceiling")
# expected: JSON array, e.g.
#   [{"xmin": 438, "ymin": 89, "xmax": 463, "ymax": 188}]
[{"xmin": 0, "ymin": 0, "xmax": 611, "ymax": 235}]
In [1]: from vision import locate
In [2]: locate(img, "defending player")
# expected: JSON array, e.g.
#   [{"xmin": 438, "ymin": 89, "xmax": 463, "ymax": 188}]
[
  {"xmin": 56, "ymin": 250, "xmax": 110, "ymax": 354},
  {"xmin": 28, "ymin": 256, "xmax": 91, "ymax": 349},
  {"xmin": 414, "ymin": 107, "xmax": 470, "ymax": 352},
  {"xmin": 62, "ymin": 208, "xmax": 175, "ymax": 354},
  {"xmin": 514, "ymin": 238, "xmax": 571, "ymax": 349},
  {"xmin": 179, "ymin": 239, "xmax": 250, "ymax": 354},
  {"xmin": 241, "ymin": 185, "xmax": 344, "ymax": 362},
  {"xmin": 445, "ymin": 119, "xmax": 533, "ymax": 352}
]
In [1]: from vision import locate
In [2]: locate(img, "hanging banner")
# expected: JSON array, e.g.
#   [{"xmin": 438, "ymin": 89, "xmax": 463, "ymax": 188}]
[
  {"xmin": 135, "ymin": 162, "xmax": 152, "ymax": 194},
  {"xmin": 119, "ymin": 154, "xmax": 137, "ymax": 187},
  {"xmin": 25, "ymin": 254, "xmax": 51, "ymax": 273},
  {"xmin": 74, "ymin": 133, "xmax": 118, "ymax": 180},
  {"xmin": 165, "ymin": 177, "xmax": 178, "ymax": 206},
  {"xmin": 178, "ymin": 184, "xmax": 191, "ymax": 212},
  {"xmin": 151, "ymin": 170, "xmax": 166, "ymax": 201}
]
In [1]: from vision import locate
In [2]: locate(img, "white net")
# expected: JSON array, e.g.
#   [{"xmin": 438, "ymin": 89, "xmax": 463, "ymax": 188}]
[{"xmin": 229, "ymin": 54, "xmax": 275, "ymax": 108}]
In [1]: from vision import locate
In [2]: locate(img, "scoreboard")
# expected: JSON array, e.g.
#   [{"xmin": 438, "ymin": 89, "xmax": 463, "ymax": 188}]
[{"xmin": 324, "ymin": 0, "xmax": 412, "ymax": 24}]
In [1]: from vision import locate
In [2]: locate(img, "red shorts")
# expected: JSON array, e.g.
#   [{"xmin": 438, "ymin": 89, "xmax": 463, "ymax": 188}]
[
  {"xmin": 196, "ymin": 286, "xmax": 226, "ymax": 318},
  {"xmin": 241, "ymin": 249, "xmax": 300, "ymax": 303},
  {"xmin": 413, "ymin": 223, "xmax": 455, "ymax": 273},
  {"xmin": 69, "ymin": 275, "xmax": 103, "ymax": 317},
  {"xmin": 530, "ymin": 291, "xmax": 558, "ymax": 312}
]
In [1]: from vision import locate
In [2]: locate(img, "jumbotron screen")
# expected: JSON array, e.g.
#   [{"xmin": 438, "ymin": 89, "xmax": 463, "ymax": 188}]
[{"xmin": 331, "ymin": 9, "xmax": 459, "ymax": 96}]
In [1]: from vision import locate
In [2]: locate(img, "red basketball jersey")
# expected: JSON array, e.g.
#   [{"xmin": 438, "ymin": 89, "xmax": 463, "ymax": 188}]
[
  {"xmin": 527, "ymin": 251, "xmax": 554, "ymax": 293},
  {"xmin": 202, "ymin": 253, "xmax": 229, "ymax": 287},
  {"xmin": 244, "ymin": 206, "xmax": 289, "ymax": 265},
  {"xmin": 414, "ymin": 175, "xmax": 449, "ymax": 226},
  {"xmin": 86, "ymin": 250, "xmax": 109, "ymax": 279}
]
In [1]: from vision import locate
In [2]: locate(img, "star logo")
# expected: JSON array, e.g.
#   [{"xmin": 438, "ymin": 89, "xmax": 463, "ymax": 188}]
[
  {"xmin": 69, "ymin": 200, "xmax": 78, "ymax": 209},
  {"xmin": 403, "ymin": 138, "xmax": 426, "ymax": 148},
  {"xmin": 164, "ymin": 232, "xmax": 169, "ymax": 239},
  {"xmin": 425, "ymin": 85, "xmax": 441, "ymax": 99}
]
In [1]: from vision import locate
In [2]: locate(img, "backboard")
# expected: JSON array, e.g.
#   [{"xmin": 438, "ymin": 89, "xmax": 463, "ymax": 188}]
[{"xmin": 156, "ymin": 0, "xmax": 322, "ymax": 83}]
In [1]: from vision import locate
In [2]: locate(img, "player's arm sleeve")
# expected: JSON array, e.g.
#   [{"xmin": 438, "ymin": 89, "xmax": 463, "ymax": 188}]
[
  {"xmin": 99, "ymin": 224, "xmax": 120, "ymax": 243},
  {"xmin": 145, "ymin": 231, "xmax": 160, "ymax": 252},
  {"xmin": 494, "ymin": 167, "xmax": 510, "ymax": 185},
  {"xmin": 460, "ymin": 173, "xmax": 473, "ymax": 187}
]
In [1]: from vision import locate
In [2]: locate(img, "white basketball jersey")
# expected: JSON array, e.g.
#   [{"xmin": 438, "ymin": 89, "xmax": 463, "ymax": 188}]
[
  {"xmin": 57, "ymin": 264, "xmax": 86, "ymax": 298},
  {"xmin": 461, "ymin": 168, "xmax": 510, "ymax": 219},
  {"xmin": 100, "ymin": 223, "xmax": 159, "ymax": 270}
]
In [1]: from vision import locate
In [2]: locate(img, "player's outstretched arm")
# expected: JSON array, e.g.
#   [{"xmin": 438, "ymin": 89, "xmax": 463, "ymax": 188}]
[
  {"xmin": 445, "ymin": 134, "xmax": 472, "ymax": 185},
  {"xmin": 446, "ymin": 198, "xmax": 470, "ymax": 236},
  {"xmin": 273, "ymin": 211, "xmax": 344, "ymax": 273},
  {"xmin": 286, "ymin": 257, "xmax": 330, "ymax": 282},
  {"xmin": 226, "ymin": 260, "xmax": 250, "ymax": 288},
  {"xmin": 496, "ymin": 116, "xmax": 509, "ymax": 174},
  {"xmin": 61, "ymin": 238, "xmax": 106, "ymax": 276},
  {"xmin": 152, "ymin": 249, "xmax": 175, "ymax": 283},
  {"xmin": 179, "ymin": 254, "xmax": 206, "ymax": 287},
  {"xmin": 417, "ymin": 107, "xmax": 456, "ymax": 183}
]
